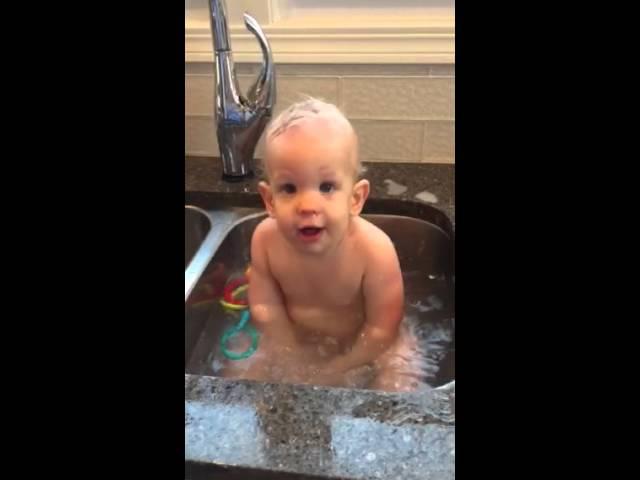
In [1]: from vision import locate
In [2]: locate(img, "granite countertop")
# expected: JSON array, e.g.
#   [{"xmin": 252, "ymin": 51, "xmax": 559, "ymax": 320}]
[{"xmin": 185, "ymin": 156, "xmax": 455, "ymax": 480}]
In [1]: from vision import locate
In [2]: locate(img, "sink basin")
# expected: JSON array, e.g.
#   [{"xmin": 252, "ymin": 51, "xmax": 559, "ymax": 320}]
[
  {"xmin": 185, "ymin": 206, "xmax": 211, "ymax": 269},
  {"xmin": 185, "ymin": 205, "xmax": 263, "ymax": 362},
  {"xmin": 185, "ymin": 203, "xmax": 455, "ymax": 390}
]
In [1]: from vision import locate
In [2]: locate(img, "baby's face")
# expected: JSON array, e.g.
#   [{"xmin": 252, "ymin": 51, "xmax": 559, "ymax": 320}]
[{"xmin": 260, "ymin": 120, "xmax": 364, "ymax": 255}]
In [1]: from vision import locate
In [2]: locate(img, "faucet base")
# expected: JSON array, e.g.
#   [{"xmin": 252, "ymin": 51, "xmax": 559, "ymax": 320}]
[{"xmin": 222, "ymin": 170, "xmax": 254, "ymax": 183}]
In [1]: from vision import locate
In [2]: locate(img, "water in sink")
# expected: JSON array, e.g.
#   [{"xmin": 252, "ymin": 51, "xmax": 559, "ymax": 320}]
[
  {"xmin": 187, "ymin": 256, "xmax": 455, "ymax": 388},
  {"xmin": 188, "ymin": 265, "xmax": 453, "ymax": 391}
]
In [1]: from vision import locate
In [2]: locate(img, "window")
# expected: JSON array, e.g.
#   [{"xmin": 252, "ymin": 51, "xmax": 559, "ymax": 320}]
[{"xmin": 185, "ymin": 0, "xmax": 455, "ymax": 64}]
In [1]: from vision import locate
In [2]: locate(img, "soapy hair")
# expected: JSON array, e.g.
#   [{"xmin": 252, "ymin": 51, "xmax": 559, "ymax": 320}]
[{"xmin": 264, "ymin": 96, "xmax": 361, "ymax": 177}]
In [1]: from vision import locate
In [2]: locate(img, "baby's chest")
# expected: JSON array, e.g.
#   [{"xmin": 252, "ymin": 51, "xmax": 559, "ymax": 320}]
[{"xmin": 273, "ymin": 262, "xmax": 364, "ymax": 306}]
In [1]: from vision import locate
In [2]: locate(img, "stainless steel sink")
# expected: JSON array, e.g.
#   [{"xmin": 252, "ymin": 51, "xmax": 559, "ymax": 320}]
[
  {"xmin": 185, "ymin": 206, "xmax": 211, "ymax": 269},
  {"xmin": 185, "ymin": 206, "xmax": 263, "ymax": 362},
  {"xmin": 185, "ymin": 203, "xmax": 455, "ymax": 391}
]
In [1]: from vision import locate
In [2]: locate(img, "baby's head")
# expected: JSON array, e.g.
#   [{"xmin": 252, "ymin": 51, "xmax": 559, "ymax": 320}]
[
  {"xmin": 263, "ymin": 97, "xmax": 362, "ymax": 178},
  {"xmin": 258, "ymin": 97, "xmax": 370, "ymax": 255}
]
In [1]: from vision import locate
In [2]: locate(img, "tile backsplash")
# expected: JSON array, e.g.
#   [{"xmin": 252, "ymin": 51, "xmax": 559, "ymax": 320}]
[{"xmin": 185, "ymin": 63, "xmax": 454, "ymax": 164}]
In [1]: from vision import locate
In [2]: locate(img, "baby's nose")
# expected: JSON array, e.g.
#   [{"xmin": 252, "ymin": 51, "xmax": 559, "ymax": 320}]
[{"xmin": 296, "ymin": 191, "xmax": 320, "ymax": 215}]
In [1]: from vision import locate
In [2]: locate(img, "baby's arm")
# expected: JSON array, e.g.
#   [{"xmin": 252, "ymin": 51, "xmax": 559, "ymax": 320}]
[
  {"xmin": 319, "ymin": 235, "xmax": 404, "ymax": 378},
  {"xmin": 248, "ymin": 220, "xmax": 298, "ymax": 348}
]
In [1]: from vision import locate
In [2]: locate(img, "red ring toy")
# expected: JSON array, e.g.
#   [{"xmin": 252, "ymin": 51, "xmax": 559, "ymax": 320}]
[{"xmin": 222, "ymin": 276, "xmax": 248, "ymax": 305}]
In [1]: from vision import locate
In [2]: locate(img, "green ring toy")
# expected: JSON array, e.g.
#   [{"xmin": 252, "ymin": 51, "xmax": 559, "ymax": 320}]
[{"xmin": 220, "ymin": 309, "xmax": 260, "ymax": 360}]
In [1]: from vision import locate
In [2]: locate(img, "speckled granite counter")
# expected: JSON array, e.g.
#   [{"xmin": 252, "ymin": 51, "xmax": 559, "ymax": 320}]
[{"xmin": 185, "ymin": 156, "xmax": 455, "ymax": 480}]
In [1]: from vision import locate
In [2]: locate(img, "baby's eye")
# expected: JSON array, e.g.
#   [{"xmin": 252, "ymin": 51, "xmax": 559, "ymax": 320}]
[
  {"xmin": 279, "ymin": 183, "xmax": 296, "ymax": 194},
  {"xmin": 319, "ymin": 182, "xmax": 336, "ymax": 193}
]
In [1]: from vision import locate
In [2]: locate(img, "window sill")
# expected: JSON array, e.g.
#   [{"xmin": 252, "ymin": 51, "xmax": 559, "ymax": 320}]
[{"xmin": 185, "ymin": 14, "xmax": 454, "ymax": 64}]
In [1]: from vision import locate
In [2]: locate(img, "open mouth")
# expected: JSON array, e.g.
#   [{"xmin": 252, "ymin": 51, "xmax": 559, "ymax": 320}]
[{"xmin": 298, "ymin": 226, "xmax": 324, "ymax": 241}]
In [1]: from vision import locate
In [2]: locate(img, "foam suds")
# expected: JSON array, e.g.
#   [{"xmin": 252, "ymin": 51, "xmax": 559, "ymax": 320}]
[
  {"xmin": 204, "ymin": 265, "xmax": 454, "ymax": 392},
  {"xmin": 383, "ymin": 179, "xmax": 408, "ymax": 196},
  {"xmin": 415, "ymin": 190, "xmax": 438, "ymax": 204}
]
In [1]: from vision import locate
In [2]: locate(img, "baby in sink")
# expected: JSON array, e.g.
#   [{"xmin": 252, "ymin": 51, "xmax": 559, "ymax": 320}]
[{"xmin": 221, "ymin": 98, "xmax": 428, "ymax": 391}]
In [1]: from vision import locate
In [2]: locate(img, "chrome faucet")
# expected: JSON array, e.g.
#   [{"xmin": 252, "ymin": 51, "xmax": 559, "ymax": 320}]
[{"xmin": 207, "ymin": 0, "xmax": 276, "ymax": 181}]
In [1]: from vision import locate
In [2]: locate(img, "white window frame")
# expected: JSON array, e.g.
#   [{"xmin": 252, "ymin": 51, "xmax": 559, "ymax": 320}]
[{"xmin": 185, "ymin": 0, "xmax": 455, "ymax": 64}]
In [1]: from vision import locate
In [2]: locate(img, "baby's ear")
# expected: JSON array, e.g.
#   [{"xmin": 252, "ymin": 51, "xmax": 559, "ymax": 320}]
[
  {"xmin": 350, "ymin": 179, "xmax": 370, "ymax": 216},
  {"xmin": 258, "ymin": 181, "xmax": 276, "ymax": 217}
]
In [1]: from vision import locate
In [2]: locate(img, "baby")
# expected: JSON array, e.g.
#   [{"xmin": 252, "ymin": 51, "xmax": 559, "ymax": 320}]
[{"xmin": 222, "ymin": 98, "xmax": 426, "ymax": 391}]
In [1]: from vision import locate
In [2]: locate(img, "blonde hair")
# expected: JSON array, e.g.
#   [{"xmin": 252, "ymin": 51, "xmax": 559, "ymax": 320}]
[{"xmin": 264, "ymin": 96, "xmax": 361, "ymax": 177}]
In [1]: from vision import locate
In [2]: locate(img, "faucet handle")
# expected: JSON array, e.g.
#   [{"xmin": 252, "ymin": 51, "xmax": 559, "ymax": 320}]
[{"xmin": 243, "ymin": 12, "xmax": 276, "ymax": 110}]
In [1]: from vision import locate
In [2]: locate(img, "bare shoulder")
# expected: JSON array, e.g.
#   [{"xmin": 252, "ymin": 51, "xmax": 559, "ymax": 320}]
[
  {"xmin": 353, "ymin": 216, "xmax": 397, "ymax": 260},
  {"xmin": 252, "ymin": 216, "xmax": 278, "ymax": 243},
  {"xmin": 353, "ymin": 217, "xmax": 403, "ymax": 302},
  {"xmin": 251, "ymin": 217, "xmax": 279, "ymax": 266}
]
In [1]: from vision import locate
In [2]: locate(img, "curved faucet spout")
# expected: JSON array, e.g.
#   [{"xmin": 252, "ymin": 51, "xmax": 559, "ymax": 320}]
[{"xmin": 243, "ymin": 12, "xmax": 276, "ymax": 110}]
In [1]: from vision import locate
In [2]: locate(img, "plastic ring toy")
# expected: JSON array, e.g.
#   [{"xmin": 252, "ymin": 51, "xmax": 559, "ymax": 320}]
[
  {"xmin": 220, "ymin": 310, "xmax": 259, "ymax": 360},
  {"xmin": 218, "ymin": 270, "xmax": 259, "ymax": 360}
]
